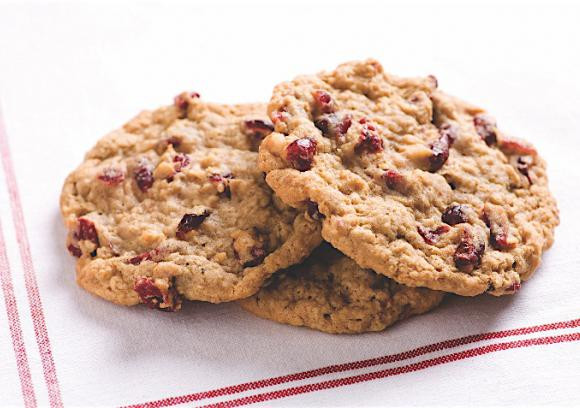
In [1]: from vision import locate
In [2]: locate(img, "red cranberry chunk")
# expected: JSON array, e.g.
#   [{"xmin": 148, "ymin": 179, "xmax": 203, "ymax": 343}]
[
  {"xmin": 134, "ymin": 159, "xmax": 154, "ymax": 192},
  {"xmin": 244, "ymin": 119, "xmax": 274, "ymax": 136},
  {"xmin": 306, "ymin": 201, "xmax": 325, "ymax": 221},
  {"xmin": 516, "ymin": 156, "xmax": 533, "ymax": 184},
  {"xmin": 429, "ymin": 125, "xmax": 456, "ymax": 172},
  {"xmin": 442, "ymin": 204, "xmax": 469, "ymax": 225},
  {"xmin": 286, "ymin": 138, "xmax": 317, "ymax": 171},
  {"xmin": 67, "ymin": 244, "xmax": 82, "ymax": 258},
  {"xmin": 128, "ymin": 248, "xmax": 166, "ymax": 265},
  {"xmin": 134, "ymin": 277, "xmax": 163, "ymax": 307},
  {"xmin": 243, "ymin": 246, "xmax": 266, "ymax": 268},
  {"xmin": 75, "ymin": 218, "xmax": 99, "ymax": 245},
  {"xmin": 173, "ymin": 153, "xmax": 191, "ymax": 172},
  {"xmin": 505, "ymin": 282, "xmax": 521, "ymax": 293},
  {"xmin": 133, "ymin": 277, "xmax": 181, "ymax": 311},
  {"xmin": 358, "ymin": 118, "xmax": 376, "ymax": 131},
  {"xmin": 174, "ymin": 91, "xmax": 200, "ymax": 117},
  {"xmin": 382, "ymin": 169, "xmax": 404, "ymax": 190},
  {"xmin": 312, "ymin": 90, "xmax": 335, "ymax": 115},
  {"xmin": 482, "ymin": 205, "xmax": 515, "ymax": 251},
  {"xmin": 98, "ymin": 167, "xmax": 125, "ymax": 186},
  {"xmin": 128, "ymin": 252, "xmax": 152, "ymax": 265},
  {"xmin": 454, "ymin": 228, "xmax": 485, "ymax": 272},
  {"xmin": 474, "ymin": 114, "xmax": 497, "ymax": 146},
  {"xmin": 208, "ymin": 173, "xmax": 231, "ymax": 183},
  {"xmin": 418, "ymin": 225, "xmax": 450, "ymax": 245},
  {"xmin": 314, "ymin": 113, "xmax": 352, "ymax": 139},
  {"xmin": 499, "ymin": 138, "xmax": 537, "ymax": 156},
  {"xmin": 209, "ymin": 173, "xmax": 233, "ymax": 198},
  {"xmin": 176, "ymin": 210, "xmax": 210, "ymax": 239},
  {"xmin": 355, "ymin": 125, "xmax": 383, "ymax": 155}
]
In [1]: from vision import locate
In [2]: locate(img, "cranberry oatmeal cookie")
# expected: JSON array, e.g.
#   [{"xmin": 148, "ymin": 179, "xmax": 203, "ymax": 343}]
[
  {"xmin": 259, "ymin": 60, "xmax": 558, "ymax": 296},
  {"xmin": 60, "ymin": 97, "xmax": 321, "ymax": 310},
  {"xmin": 239, "ymin": 244, "xmax": 444, "ymax": 334}
]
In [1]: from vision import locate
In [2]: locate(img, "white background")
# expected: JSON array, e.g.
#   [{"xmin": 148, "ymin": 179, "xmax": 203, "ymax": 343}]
[{"xmin": 0, "ymin": 1, "xmax": 579, "ymax": 406}]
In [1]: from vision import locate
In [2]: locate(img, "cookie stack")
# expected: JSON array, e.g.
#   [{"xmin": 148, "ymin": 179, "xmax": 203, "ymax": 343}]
[{"xmin": 60, "ymin": 60, "xmax": 558, "ymax": 334}]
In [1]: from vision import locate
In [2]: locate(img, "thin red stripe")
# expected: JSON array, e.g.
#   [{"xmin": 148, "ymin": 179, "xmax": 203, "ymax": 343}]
[
  {"xmin": 205, "ymin": 332, "xmax": 580, "ymax": 408},
  {"xmin": 0, "ymin": 107, "xmax": 63, "ymax": 407},
  {"xmin": 123, "ymin": 317, "xmax": 580, "ymax": 408},
  {"xmin": 0, "ymin": 217, "xmax": 37, "ymax": 407}
]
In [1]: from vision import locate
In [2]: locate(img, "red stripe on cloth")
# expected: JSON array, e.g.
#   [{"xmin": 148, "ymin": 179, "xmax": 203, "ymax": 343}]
[
  {"xmin": 123, "ymin": 318, "xmax": 580, "ymax": 408},
  {"xmin": 0, "ymin": 218, "xmax": 37, "ymax": 408},
  {"xmin": 0, "ymin": 107, "xmax": 63, "ymax": 407},
  {"xmin": 204, "ymin": 332, "xmax": 580, "ymax": 408}
]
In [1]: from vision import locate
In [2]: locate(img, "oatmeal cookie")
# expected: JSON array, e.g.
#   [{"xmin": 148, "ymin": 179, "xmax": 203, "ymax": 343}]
[
  {"xmin": 240, "ymin": 244, "xmax": 444, "ymax": 334},
  {"xmin": 60, "ymin": 96, "xmax": 321, "ymax": 310},
  {"xmin": 259, "ymin": 60, "xmax": 558, "ymax": 296}
]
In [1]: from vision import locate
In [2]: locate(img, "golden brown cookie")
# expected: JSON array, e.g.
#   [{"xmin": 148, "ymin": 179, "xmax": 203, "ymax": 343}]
[
  {"xmin": 258, "ymin": 60, "xmax": 558, "ymax": 296},
  {"xmin": 239, "ymin": 244, "xmax": 444, "ymax": 334},
  {"xmin": 60, "ymin": 96, "xmax": 321, "ymax": 310}
]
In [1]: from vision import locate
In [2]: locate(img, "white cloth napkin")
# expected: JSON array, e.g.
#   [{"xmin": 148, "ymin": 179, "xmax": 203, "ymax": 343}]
[{"xmin": 1, "ymin": 1, "xmax": 579, "ymax": 407}]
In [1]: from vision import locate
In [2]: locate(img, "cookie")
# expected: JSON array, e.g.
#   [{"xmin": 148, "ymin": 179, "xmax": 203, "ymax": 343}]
[
  {"xmin": 239, "ymin": 244, "xmax": 444, "ymax": 334},
  {"xmin": 60, "ymin": 96, "xmax": 322, "ymax": 310},
  {"xmin": 258, "ymin": 60, "xmax": 558, "ymax": 296}
]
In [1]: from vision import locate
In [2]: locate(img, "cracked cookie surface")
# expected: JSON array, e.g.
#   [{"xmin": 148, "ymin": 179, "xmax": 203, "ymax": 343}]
[
  {"xmin": 259, "ymin": 59, "xmax": 558, "ymax": 296},
  {"xmin": 239, "ymin": 244, "xmax": 444, "ymax": 334},
  {"xmin": 60, "ymin": 98, "xmax": 321, "ymax": 309}
]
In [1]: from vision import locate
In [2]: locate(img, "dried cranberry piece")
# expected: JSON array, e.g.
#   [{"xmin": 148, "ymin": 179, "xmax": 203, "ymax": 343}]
[
  {"xmin": 243, "ymin": 246, "xmax": 266, "ymax": 267},
  {"xmin": 133, "ymin": 277, "xmax": 181, "ymax": 311},
  {"xmin": 516, "ymin": 156, "xmax": 533, "ymax": 184},
  {"xmin": 286, "ymin": 138, "xmax": 317, "ymax": 171},
  {"xmin": 98, "ymin": 167, "xmax": 125, "ymax": 186},
  {"xmin": 429, "ymin": 138, "xmax": 450, "ymax": 171},
  {"xmin": 134, "ymin": 159, "xmax": 154, "ymax": 192},
  {"xmin": 174, "ymin": 91, "xmax": 200, "ymax": 118},
  {"xmin": 176, "ymin": 210, "xmax": 210, "ymax": 239},
  {"xmin": 75, "ymin": 218, "xmax": 99, "ymax": 245},
  {"xmin": 429, "ymin": 124, "xmax": 457, "ymax": 172},
  {"xmin": 209, "ymin": 173, "xmax": 233, "ymax": 198},
  {"xmin": 382, "ymin": 169, "xmax": 404, "ymax": 190},
  {"xmin": 306, "ymin": 201, "xmax": 325, "ymax": 221},
  {"xmin": 358, "ymin": 117, "xmax": 377, "ymax": 130},
  {"xmin": 314, "ymin": 113, "xmax": 352, "ymax": 139},
  {"xmin": 454, "ymin": 228, "xmax": 485, "ymax": 272},
  {"xmin": 127, "ymin": 248, "xmax": 165, "ymax": 265},
  {"xmin": 442, "ymin": 204, "xmax": 469, "ymax": 225},
  {"xmin": 312, "ymin": 90, "xmax": 335, "ymax": 115},
  {"xmin": 67, "ymin": 244, "xmax": 82, "ymax": 258},
  {"xmin": 244, "ymin": 119, "xmax": 275, "ymax": 150},
  {"xmin": 355, "ymin": 121, "xmax": 383, "ymax": 155},
  {"xmin": 474, "ymin": 114, "xmax": 497, "ymax": 146},
  {"xmin": 417, "ymin": 225, "xmax": 450, "ymax": 245},
  {"xmin": 173, "ymin": 153, "xmax": 191, "ymax": 172},
  {"xmin": 499, "ymin": 138, "xmax": 537, "ymax": 156},
  {"xmin": 128, "ymin": 252, "xmax": 151, "ymax": 265},
  {"xmin": 208, "ymin": 174, "xmax": 222, "ymax": 183},
  {"xmin": 505, "ymin": 282, "xmax": 521, "ymax": 293},
  {"xmin": 244, "ymin": 119, "xmax": 274, "ymax": 136},
  {"xmin": 482, "ymin": 205, "xmax": 515, "ymax": 251}
]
